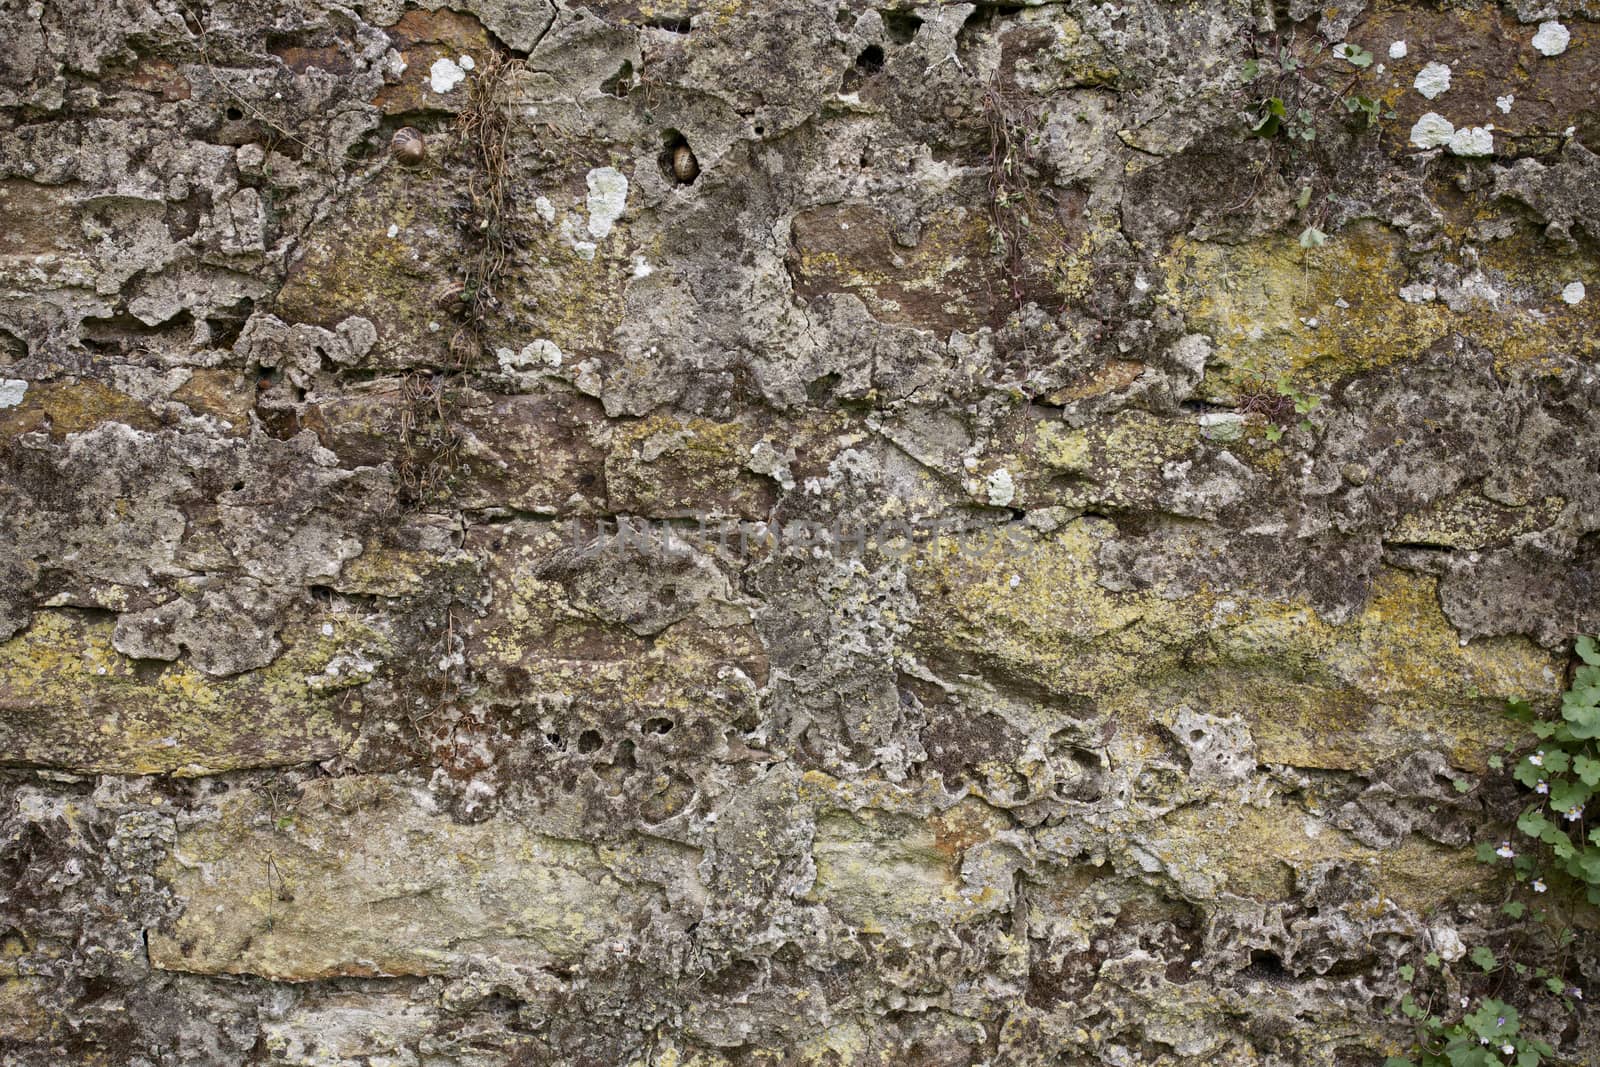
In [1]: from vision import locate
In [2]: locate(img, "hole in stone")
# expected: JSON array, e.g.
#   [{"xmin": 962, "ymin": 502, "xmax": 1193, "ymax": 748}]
[
  {"xmin": 578, "ymin": 729, "xmax": 603, "ymax": 754},
  {"xmin": 1246, "ymin": 950, "xmax": 1289, "ymax": 979},
  {"xmin": 658, "ymin": 129, "xmax": 699, "ymax": 185},
  {"xmin": 644, "ymin": 716, "xmax": 674, "ymax": 734},
  {"xmin": 643, "ymin": 16, "xmax": 691, "ymax": 33},
  {"xmin": 600, "ymin": 59, "xmax": 633, "ymax": 98},
  {"xmin": 855, "ymin": 44, "xmax": 884, "ymax": 73},
  {"xmin": 881, "ymin": 10, "xmax": 922, "ymax": 44},
  {"xmin": 225, "ymin": 105, "xmax": 244, "ymax": 121}
]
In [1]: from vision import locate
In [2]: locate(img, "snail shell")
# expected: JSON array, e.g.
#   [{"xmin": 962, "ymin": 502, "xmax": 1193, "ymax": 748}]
[
  {"xmin": 671, "ymin": 143, "xmax": 699, "ymax": 183},
  {"xmin": 392, "ymin": 127, "xmax": 427, "ymax": 166}
]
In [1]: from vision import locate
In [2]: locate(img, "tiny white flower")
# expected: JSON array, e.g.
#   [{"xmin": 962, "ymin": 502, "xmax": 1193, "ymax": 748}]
[
  {"xmin": 1564, "ymin": 805, "xmax": 1583, "ymax": 821},
  {"xmin": 1532, "ymin": 878, "xmax": 1547, "ymax": 892},
  {"xmin": 1529, "ymin": 751, "xmax": 1544, "ymax": 766},
  {"xmin": 1536, "ymin": 780, "xmax": 1549, "ymax": 794},
  {"xmin": 1461, "ymin": 996, "xmax": 1471, "ymax": 1008},
  {"xmin": 1502, "ymin": 1044, "xmax": 1515, "ymax": 1056},
  {"xmin": 1571, "ymin": 987, "xmax": 1583, "ymax": 999},
  {"xmin": 1496, "ymin": 841, "xmax": 1516, "ymax": 858}
]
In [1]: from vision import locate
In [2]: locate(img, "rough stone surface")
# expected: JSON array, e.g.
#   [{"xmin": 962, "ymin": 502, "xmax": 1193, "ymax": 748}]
[{"xmin": 2, "ymin": 0, "xmax": 1598, "ymax": 1064}]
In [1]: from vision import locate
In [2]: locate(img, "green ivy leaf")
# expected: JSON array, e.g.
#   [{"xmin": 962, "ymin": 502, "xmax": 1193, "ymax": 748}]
[
  {"xmin": 1470, "ymin": 946, "xmax": 1499, "ymax": 972},
  {"xmin": 1577, "ymin": 846, "xmax": 1600, "ymax": 883},
  {"xmin": 1575, "ymin": 755, "xmax": 1600, "ymax": 786},
  {"xmin": 1400, "ymin": 963, "xmax": 1416, "ymax": 981},
  {"xmin": 1517, "ymin": 810, "xmax": 1552, "ymax": 838},
  {"xmin": 1425, "ymin": 952, "xmax": 1441, "ymax": 968},
  {"xmin": 1546, "ymin": 976, "xmax": 1567, "ymax": 995},
  {"xmin": 1299, "ymin": 226, "xmax": 1327, "ymax": 249},
  {"xmin": 1464, "ymin": 998, "xmax": 1518, "ymax": 1037},
  {"xmin": 1335, "ymin": 42, "xmax": 1375, "ymax": 67},
  {"xmin": 1514, "ymin": 759, "xmax": 1544, "ymax": 788},
  {"xmin": 1576, "ymin": 635, "xmax": 1599, "ymax": 665},
  {"xmin": 1547, "ymin": 779, "xmax": 1590, "ymax": 811},
  {"xmin": 1502, "ymin": 900, "xmax": 1526, "ymax": 918}
]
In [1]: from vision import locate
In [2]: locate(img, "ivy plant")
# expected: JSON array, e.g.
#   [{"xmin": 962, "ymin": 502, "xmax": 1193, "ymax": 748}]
[{"xmin": 1386, "ymin": 636, "xmax": 1597, "ymax": 1067}]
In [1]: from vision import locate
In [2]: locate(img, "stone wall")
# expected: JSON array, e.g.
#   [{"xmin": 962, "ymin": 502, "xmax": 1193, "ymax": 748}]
[{"xmin": 1, "ymin": 0, "xmax": 1597, "ymax": 1063}]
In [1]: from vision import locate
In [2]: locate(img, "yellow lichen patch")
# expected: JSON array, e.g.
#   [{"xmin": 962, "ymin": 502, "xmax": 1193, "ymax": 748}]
[
  {"xmin": 500, "ymin": 198, "xmax": 634, "ymax": 358},
  {"xmin": 332, "ymin": 545, "xmax": 434, "ymax": 596},
  {"xmin": 1146, "ymin": 802, "xmax": 1495, "ymax": 910},
  {"xmin": 0, "ymin": 378, "xmax": 159, "ymax": 437},
  {"xmin": 913, "ymin": 518, "xmax": 1202, "ymax": 696},
  {"xmin": 1041, "ymin": 358, "xmax": 1145, "ymax": 405},
  {"xmin": 0, "ymin": 975, "xmax": 50, "ymax": 1043},
  {"xmin": 1389, "ymin": 490, "xmax": 1566, "ymax": 550},
  {"xmin": 274, "ymin": 171, "xmax": 452, "ymax": 364},
  {"xmin": 915, "ymin": 523, "xmax": 1559, "ymax": 770},
  {"xmin": 788, "ymin": 202, "xmax": 999, "ymax": 333},
  {"xmin": 467, "ymin": 524, "xmax": 766, "ymax": 713},
  {"xmin": 170, "ymin": 370, "xmax": 255, "ymax": 431},
  {"xmin": 1027, "ymin": 409, "xmax": 1214, "ymax": 508},
  {"xmin": 605, "ymin": 414, "xmax": 773, "ymax": 516},
  {"xmin": 1006, "ymin": 12, "xmax": 1120, "ymax": 92},
  {"xmin": 1178, "ymin": 570, "xmax": 1551, "ymax": 770},
  {"xmin": 150, "ymin": 776, "xmax": 697, "ymax": 980},
  {"xmin": 0, "ymin": 610, "xmax": 378, "ymax": 775},
  {"xmin": 806, "ymin": 798, "xmax": 1010, "ymax": 933},
  {"xmin": 1164, "ymin": 222, "xmax": 1600, "ymax": 395}
]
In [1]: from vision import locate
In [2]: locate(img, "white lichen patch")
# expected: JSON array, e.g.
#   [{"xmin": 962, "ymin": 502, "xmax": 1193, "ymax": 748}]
[
  {"xmin": 747, "ymin": 439, "xmax": 796, "ymax": 491},
  {"xmin": 1447, "ymin": 126, "xmax": 1493, "ymax": 157},
  {"xmin": 1198, "ymin": 412, "xmax": 1245, "ymax": 442},
  {"xmin": 534, "ymin": 196, "xmax": 555, "ymax": 223},
  {"xmin": 1400, "ymin": 282, "xmax": 1438, "ymax": 304},
  {"xmin": 1409, "ymin": 112, "xmax": 1454, "ymax": 149},
  {"xmin": 1413, "ymin": 62, "xmax": 1451, "ymax": 99},
  {"xmin": 1496, "ymin": 95, "xmax": 1514, "ymax": 114},
  {"xmin": 585, "ymin": 167, "xmax": 629, "ymax": 239},
  {"xmin": 1531, "ymin": 21, "xmax": 1570, "ymax": 57},
  {"xmin": 1388, "ymin": 40, "xmax": 1407, "ymax": 59},
  {"xmin": 498, "ymin": 338, "xmax": 564, "ymax": 370},
  {"xmin": 458, "ymin": 54, "xmax": 476, "ymax": 71},
  {"xmin": 429, "ymin": 57, "xmax": 467, "ymax": 94},
  {"xmin": 0, "ymin": 378, "xmax": 28, "ymax": 408},
  {"xmin": 1562, "ymin": 281, "xmax": 1587, "ymax": 306},
  {"xmin": 985, "ymin": 468, "xmax": 1016, "ymax": 507}
]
